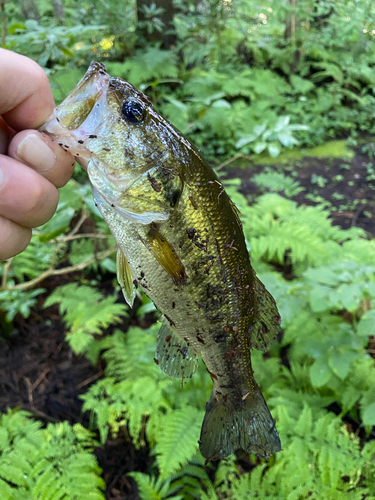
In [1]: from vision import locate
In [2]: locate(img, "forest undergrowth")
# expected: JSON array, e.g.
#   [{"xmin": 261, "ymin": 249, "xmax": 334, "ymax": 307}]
[{"xmin": 1, "ymin": 0, "xmax": 375, "ymax": 499}]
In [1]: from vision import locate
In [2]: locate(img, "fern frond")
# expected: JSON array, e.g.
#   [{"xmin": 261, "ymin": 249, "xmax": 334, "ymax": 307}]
[
  {"xmin": 44, "ymin": 283, "xmax": 127, "ymax": 360},
  {"xmin": 154, "ymin": 407, "xmax": 203, "ymax": 479},
  {"xmin": 252, "ymin": 171, "xmax": 304, "ymax": 197},
  {"xmin": 0, "ymin": 410, "xmax": 105, "ymax": 500},
  {"xmin": 241, "ymin": 194, "xmax": 366, "ymax": 272},
  {"xmin": 128, "ymin": 472, "xmax": 182, "ymax": 500}
]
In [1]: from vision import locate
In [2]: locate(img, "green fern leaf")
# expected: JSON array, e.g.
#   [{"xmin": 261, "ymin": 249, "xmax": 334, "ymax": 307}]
[{"xmin": 155, "ymin": 407, "xmax": 203, "ymax": 479}]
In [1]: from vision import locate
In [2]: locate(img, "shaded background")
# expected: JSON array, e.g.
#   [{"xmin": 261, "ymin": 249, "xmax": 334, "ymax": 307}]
[{"xmin": 1, "ymin": 1, "xmax": 375, "ymax": 499}]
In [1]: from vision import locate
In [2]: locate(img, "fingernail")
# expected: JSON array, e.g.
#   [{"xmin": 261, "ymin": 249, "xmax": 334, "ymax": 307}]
[{"xmin": 17, "ymin": 134, "xmax": 56, "ymax": 172}]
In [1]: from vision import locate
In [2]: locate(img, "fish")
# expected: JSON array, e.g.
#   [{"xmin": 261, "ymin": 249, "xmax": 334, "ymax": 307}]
[{"xmin": 40, "ymin": 62, "xmax": 282, "ymax": 461}]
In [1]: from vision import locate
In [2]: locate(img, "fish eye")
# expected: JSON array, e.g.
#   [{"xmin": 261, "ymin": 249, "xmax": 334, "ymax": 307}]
[{"xmin": 121, "ymin": 99, "xmax": 145, "ymax": 124}]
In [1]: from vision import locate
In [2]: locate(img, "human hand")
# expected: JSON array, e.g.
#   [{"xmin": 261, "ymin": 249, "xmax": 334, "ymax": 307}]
[{"xmin": 0, "ymin": 48, "xmax": 76, "ymax": 260}]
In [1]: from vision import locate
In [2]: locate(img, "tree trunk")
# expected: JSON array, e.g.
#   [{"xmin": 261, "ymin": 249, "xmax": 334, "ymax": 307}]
[
  {"xmin": 285, "ymin": 0, "xmax": 300, "ymax": 41},
  {"xmin": 20, "ymin": 0, "xmax": 40, "ymax": 21},
  {"xmin": 137, "ymin": 0, "xmax": 177, "ymax": 49},
  {"xmin": 52, "ymin": 0, "xmax": 65, "ymax": 25}
]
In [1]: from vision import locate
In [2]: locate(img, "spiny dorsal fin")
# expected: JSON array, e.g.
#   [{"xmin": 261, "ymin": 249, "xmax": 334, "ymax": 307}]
[
  {"xmin": 116, "ymin": 248, "xmax": 136, "ymax": 307},
  {"xmin": 248, "ymin": 277, "xmax": 281, "ymax": 351},
  {"xmin": 229, "ymin": 199, "xmax": 243, "ymax": 230},
  {"xmin": 155, "ymin": 319, "xmax": 198, "ymax": 379}
]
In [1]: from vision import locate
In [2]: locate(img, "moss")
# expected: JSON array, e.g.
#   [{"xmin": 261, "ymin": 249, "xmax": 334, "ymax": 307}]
[
  {"xmin": 247, "ymin": 140, "xmax": 353, "ymax": 167},
  {"xmin": 306, "ymin": 141, "xmax": 353, "ymax": 159}
]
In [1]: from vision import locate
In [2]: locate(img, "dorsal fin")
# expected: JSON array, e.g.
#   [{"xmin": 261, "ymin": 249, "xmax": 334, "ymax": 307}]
[
  {"xmin": 116, "ymin": 248, "xmax": 136, "ymax": 307},
  {"xmin": 155, "ymin": 319, "xmax": 198, "ymax": 379},
  {"xmin": 248, "ymin": 277, "xmax": 281, "ymax": 351}
]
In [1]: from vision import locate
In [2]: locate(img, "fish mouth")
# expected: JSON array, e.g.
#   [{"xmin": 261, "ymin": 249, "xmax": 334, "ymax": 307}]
[
  {"xmin": 54, "ymin": 62, "xmax": 110, "ymax": 130},
  {"xmin": 40, "ymin": 62, "xmax": 111, "ymax": 159}
]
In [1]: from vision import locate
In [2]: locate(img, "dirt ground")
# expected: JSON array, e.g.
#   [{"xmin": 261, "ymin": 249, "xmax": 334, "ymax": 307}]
[
  {"xmin": 224, "ymin": 144, "xmax": 375, "ymax": 236},
  {"xmin": 1, "ymin": 145, "xmax": 374, "ymax": 499}
]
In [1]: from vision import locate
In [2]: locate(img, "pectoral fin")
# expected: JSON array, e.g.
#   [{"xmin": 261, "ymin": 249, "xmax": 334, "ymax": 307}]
[
  {"xmin": 117, "ymin": 248, "xmax": 136, "ymax": 307},
  {"xmin": 141, "ymin": 226, "xmax": 187, "ymax": 286},
  {"xmin": 155, "ymin": 320, "xmax": 198, "ymax": 379}
]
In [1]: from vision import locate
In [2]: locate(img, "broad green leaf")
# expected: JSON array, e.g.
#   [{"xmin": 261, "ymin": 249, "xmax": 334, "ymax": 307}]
[
  {"xmin": 235, "ymin": 135, "xmax": 256, "ymax": 148},
  {"xmin": 164, "ymin": 96, "xmax": 188, "ymax": 113},
  {"xmin": 328, "ymin": 351, "xmax": 358, "ymax": 380},
  {"xmin": 267, "ymin": 142, "xmax": 281, "ymax": 158},
  {"xmin": 274, "ymin": 115, "xmax": 290, "ymax": 132},
  {"xmin": 212, "ymin": 99, "xmax": 231, "ymax": 109},
  {"xmin": 253, "ymin": 142, "xmax": 267, "ymax": 154},
  {"xmin": 253, "ymin": 123, "xmax": 267, "ymax": 136},
  {"xmin": 277, "ymin": 132, "xmax": 298, "ymax": 148},
  {"xmin": 304, "ymin": 267, "xmax": 340, "ymax": 286},
  {"xmin": 287, "ymin": 124, "xmax": 309, "ymax": 131},
  {"xmin": 309, "ymin": 284, "xmax": 331, "ymax": 312},
  {"xmin": 336, "ymin": 283, "xmax": 364, "ymax": 311},
  {"xmin": 362, "ymin": 402, "xmax": 375, "ymax": 426},
  {"xmin": 357, "ymin": 310, "xmax": 375, "ymax": 337},
  {"xmin": 38, "ymin": 208, "xmax": 75, "ymax": 242},
  {"xmin": 310, "ymin": 358, "xmax": 331, "ymax": 387},
  {"xmin": 8, "ymin": 23, "xmax": 26, "ymax": 34}
]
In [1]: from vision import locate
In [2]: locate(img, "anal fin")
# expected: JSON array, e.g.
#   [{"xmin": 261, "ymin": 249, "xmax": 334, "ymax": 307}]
[
  {"xmin": 155, "ymin": 320, "xmax": 198, "ymax": 379},
  {"xmin": 117, "ymin": 248, "xmax": 136, "ymax": 307}
]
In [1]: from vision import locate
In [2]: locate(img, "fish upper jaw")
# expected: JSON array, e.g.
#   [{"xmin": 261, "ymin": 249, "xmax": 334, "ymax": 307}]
[{"xmin": 39, "ymin": 62, "xmax": 111, "ymax": 158}]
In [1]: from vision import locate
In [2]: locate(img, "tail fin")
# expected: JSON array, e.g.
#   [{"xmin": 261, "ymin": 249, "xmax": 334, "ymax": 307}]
[{"xmin": 199, "ymin": 388, "xmax": 281, "ymax": 461}]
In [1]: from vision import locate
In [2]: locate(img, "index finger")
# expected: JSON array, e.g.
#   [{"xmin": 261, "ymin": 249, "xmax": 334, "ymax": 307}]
[{"xmin": 0, "ymin": 48, "xmax": 55, "ymax": 131}]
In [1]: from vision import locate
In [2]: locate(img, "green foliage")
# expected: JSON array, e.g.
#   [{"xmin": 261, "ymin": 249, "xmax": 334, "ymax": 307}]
[
  {"xmin": 0, "ymin": 409, "xmax": 105, "ymax": 500},
  {"xmin": 5, "ymin": 20, "xmax": 104, "ymax": 70},
  {"xmin": 236, "ymin": 193, "xmax": 370, "ymax": 273},
  {"xmin": 0, "ymin": 180, "xmax": 116, "ymax": 323},
  {"xmin": 106, "ymin": 48, "xmax": 179, "ymax": 89},
  {"xmin": 80, "ymin": 326, "xmax": 209, "ymax": 478},
  {"xmin": 128, "ymin": 473, "xmax": 181, "ymax": 500},
  {"xmin": 154, "ymin": 408, "xmax": 202, "ymax": 479},
  {"xmin": 0, "ymin": 288, "xmax": 46, "ymax": 322},
  {"xmin": 44, "ymin": 283, "xmax": 128, "ymax": 362},
  {"xmin": 1, "ymin": 1, "xmax": 375, "ymax": 498},
  {"xmin": 213, "ymin": 405, "xmax": 375, "ymax": 499},
  {"xmin": 252, "ymin": 171, "xmax": 305, "ymax": 197},
  {"xmin": 236, "ymin": 116, "xmax": 309, "ymax": 158}
]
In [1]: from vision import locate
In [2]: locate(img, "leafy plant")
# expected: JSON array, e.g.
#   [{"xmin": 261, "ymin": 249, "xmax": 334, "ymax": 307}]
[
  {"xmin": 44, "ymin": 283, "xmax": 128, "ymax": 362},
  {"xmin": 5, "ymin": 20, "xmax": 104, "ymax": 69},
  {"xmin": 1, "ymin": 1, "xmax": 375, "ymax": 498},
  {"xmin": 0, "ymin": 409, "xmax": 105, "ymax": 500},
  {"xmin": 252, "ymin": 171, "xmax": 305, "ymax": 197},
  {"xmin": 236, "ymin": 116, "xmax": 309, "ymax": 158}
]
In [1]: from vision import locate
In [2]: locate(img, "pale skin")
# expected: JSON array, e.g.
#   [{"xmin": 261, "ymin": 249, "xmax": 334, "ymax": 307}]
[{"xmin": 0, "ymin": 48, "xmax": 79, "ymax": 260}]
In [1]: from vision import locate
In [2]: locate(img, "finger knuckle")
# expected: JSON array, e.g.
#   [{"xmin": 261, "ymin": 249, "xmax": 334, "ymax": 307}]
[
  {"xmin": 25, "ymin": 183, "xmax": 58, "ymax": 225},
  {"xmin": 0, "ymin": 219, "xmax": 31, "ymax": 259}
]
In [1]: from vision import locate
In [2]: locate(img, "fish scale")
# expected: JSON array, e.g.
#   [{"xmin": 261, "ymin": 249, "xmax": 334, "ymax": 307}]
[{"xmin": 41, "ymin": 61, "xmax": 282, "ymax": 461}]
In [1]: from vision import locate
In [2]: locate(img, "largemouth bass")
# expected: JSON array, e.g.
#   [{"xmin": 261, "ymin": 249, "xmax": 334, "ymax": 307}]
[{"xmin": 41, "ymin": 62, "xmax": 281, "ymax": 461}]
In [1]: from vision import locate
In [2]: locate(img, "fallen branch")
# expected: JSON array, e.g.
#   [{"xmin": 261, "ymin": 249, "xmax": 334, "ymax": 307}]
[
  {"xmin": 1, "ymin": 246, "xmax": 117, "ymax": 292},
  {"xmin": 215, "ymin": 153, "xmax": 253, "ymax": 172}
]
